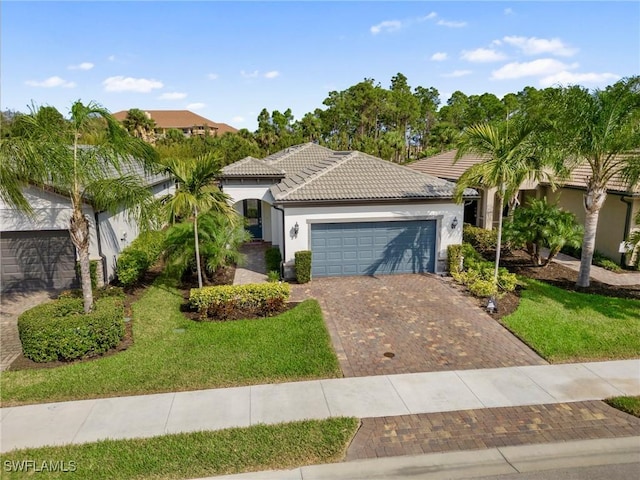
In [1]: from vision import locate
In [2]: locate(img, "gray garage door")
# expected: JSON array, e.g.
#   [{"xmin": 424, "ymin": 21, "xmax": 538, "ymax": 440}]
[
  {"xmin": 1, "ymin": 231, "xmax": 78, "ymax": 293},
  {"xmin": 311, "ymin": 220, "xmax": 437, "ymax": 277}
]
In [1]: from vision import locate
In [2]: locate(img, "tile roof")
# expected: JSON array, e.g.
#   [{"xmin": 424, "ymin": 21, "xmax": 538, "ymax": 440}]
[
  {"xmin": 112, "ymin": 110, "xmax": 238, "ymax": 134},
  {"xmin": 409, "ymin": 150, "xmax": 640, "ymax": 195},
  {"xmin": 221, "ymin": 157, "xmax": 285, "ymax": 177},
  {"xmin": 222, "ymin": 143, "xmax": 477, "ymax": 203}
]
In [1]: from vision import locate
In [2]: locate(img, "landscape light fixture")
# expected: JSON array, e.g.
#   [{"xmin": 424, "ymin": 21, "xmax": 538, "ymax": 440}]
[
  {"xmin": 486, "ymin": 296, "xmax": 497, "ymax": 314},
  {"xmin": 293, "ymin": 222, "xmax": 299, "ymax": 237},
  {"xmin": 451, "ymin": 217, "xmax": 458, "ymax": 230}
]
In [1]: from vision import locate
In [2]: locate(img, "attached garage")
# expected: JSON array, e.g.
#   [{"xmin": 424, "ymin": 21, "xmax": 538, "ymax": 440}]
[
  {"xmin": 1, "ymin": 230, "xmax": 78, "ymax": 293},
  {"xmin": 311, "ymin": 220, "xmax": 437, "ymax": 277}
]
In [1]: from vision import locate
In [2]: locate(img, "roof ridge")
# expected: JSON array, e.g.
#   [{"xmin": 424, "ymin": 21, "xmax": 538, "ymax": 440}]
[
  {"xmin": 356, "ymin": 151, "xmax": 458, "ymax": 188},
  {"xmin": 274, "ymin": 151, "xmax": 356, "ymax": 199},
  {"xmin": 265, "ymin": 142, "xmax": 333, "ymax": 166}
]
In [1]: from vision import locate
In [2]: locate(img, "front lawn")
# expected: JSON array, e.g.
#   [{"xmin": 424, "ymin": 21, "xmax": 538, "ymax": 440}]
[
  {"xmin": 1, "ymin": 281, "xmax": 341, "ymax": 406},
  {"xmin": 0, "ymin": 418, "xmax": 358, "ymax": 480},
  {"xmin": 502, "ymin": 279, "xmax": 640, "ymax": 363}
]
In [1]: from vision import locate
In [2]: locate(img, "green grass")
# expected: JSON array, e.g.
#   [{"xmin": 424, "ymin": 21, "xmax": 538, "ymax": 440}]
[
  {"xmin": 1, "ymin": 282, "xmax": 341, "ymax": 406},
  {"xmin": 502, "ymin": 279, "xmax": 640, "ymax": 363},
  {"xmin": 605, "ymin": 396, "xmax": 640, "ymax": 418},
  {"xmin": 0, "ymin": 418, "xmax": 359, "ymax": 479}
]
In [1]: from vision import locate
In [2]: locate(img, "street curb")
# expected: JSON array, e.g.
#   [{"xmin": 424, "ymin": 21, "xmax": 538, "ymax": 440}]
[{"xmin": 201, "ymin": 436, "xmax": 640, "ymax": 480}]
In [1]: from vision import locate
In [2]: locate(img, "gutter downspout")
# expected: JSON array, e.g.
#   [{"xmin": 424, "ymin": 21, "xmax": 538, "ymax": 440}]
[
  {"xmin": 272, "ymin": 204, "xmax": 286, "ymax": 279},
  {"xmin": 620, "ymin": 196, "xmax": 634, "ymax": 267},
  {"xmin": 94, "ymin": 211, "xmax": 107, "ymax": 286}
]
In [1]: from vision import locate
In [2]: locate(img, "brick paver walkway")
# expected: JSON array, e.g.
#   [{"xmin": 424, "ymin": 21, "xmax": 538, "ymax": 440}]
[
  {"xmin": 233, "ymin": 242, "xmax": 270, "ymax": 285},
  {"xmin": 291, "ymin": 274, "xmax": 545, "ymax": 377},
  {"xmin": 0, "ymin": 291, "xmax": 56, "ymax": 371},
  {"xmin": 346, "ymin": 401, "xmax": 640, "ymax": 460}
]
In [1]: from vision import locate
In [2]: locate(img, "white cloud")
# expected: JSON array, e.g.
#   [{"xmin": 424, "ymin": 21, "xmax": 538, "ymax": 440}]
[
  {"xmin": 108, "ymin": 55, "xmax": 116, "ymax": 62},
  {"xmin": 504, "ymin": 8, "xmax": 514, "ymax": 15},
  {"xmin": 420, "ymin": 12, "xmax": 437, "ymax": 21},
  {"xmin": 437, "ymin": 19, "xmax": 467, "ymax": 28},
  {"xmin": 187, "ymin": 102, "xmax": 205, "ymax": 110},
  {"xmin": 540, "ymin": 71, "xmax": 621, "ymax": 88},
  {"xmin": 492, "ymin": 59, "xmax": 578, "ymax": 80},
  {"xmin": 502, "ymin": 36, "xmax": 578, "ymax": 57},
  {"xmin": 264, "ymin": 70, "xmax": 280, "ymax": 79},
  {"xmin": 103, "ymin": 76, "xmax": 163, "ymax": 93},
  {"xmin": 442, "ymin": 70, "xmax": 473, "ymax": 78},
  {"xmin": 207, "ymin": 73, "xmax": 219, "ymax": 80},
  {"xmin": 25, "ymin": 76, "xmax": 76, "ymax": 88},
  {"xmin": 232, "ymin": 116, "xmax": 245, "ymax": 123},
  {"xmin": 158, "ymin": 92, "xmax": 187, "ymax": 100},
  {"xmin": 430, "ymin": 52, "xmax": 448, "ymax": 61},
  {"xmin": 370, "ymin": 20, "xmax": 402, "ymax": 35},
  {"xmin": 240, "ymin": 70, "xmax": 259, "ymax": 79},
  {"xmin": 461, "ymin": 48, "xmax": 506, "ymax": 63},
  {"xmin": 68, "ymin": 62, "xmax": 94, "ymax": 71}
]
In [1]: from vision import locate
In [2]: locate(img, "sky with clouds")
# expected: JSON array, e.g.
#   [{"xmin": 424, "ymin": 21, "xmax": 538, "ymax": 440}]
[{"xmin": 2, "ymin": 1, "xmax": 638, "ymax": 131}]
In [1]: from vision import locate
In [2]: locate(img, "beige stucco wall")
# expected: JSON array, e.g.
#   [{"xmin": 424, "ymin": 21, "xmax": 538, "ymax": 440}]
[{"xmin": 543, "ymin": 187, "xmax": 635, "ymax": 263}]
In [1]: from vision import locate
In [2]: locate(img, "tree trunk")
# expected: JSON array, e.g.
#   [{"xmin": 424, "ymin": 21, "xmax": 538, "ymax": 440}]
[
  {"xmin": 577, "ymin": 185, "xmax": 607, "ymax": 287},
  {"xmin": 69, "ymin": 205, "xmax": 93, "ymax": 313},
  {"xmin": 194, "ymin": 207, "xmax": 203, "ymax": 289},
  {"xmin": 493, "ymin": 185, "xmax": 506, "ymax": 285}
]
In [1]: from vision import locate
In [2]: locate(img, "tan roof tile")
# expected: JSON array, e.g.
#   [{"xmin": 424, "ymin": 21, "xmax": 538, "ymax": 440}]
[{"xmin": 112, "ymin": 110, "xmax": 237, "ymax": 134}]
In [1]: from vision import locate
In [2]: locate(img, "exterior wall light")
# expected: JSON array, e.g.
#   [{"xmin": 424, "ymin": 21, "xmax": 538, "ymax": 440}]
[
  {"xmin": 293, "ymin": 222, "xmax": 299, "ymax": 237},
  {"xmin": 451, "ymin": 217, "xmax": 458, "ymax": 230}
]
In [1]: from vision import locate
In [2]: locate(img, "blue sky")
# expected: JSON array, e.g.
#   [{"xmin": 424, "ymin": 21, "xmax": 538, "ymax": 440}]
[{"xmin": 2, "ymin": 1, "xmax": 638, "ymax": 131}]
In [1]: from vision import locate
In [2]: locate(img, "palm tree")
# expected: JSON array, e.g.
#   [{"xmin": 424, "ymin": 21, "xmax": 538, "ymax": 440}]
[
  {"xmin": 160, "ymin": 153, "xmax": 236, "ymax": 288},
  {"xmin": 0, "ymin": 101, "xmax": 159, "ymax": 312},
  {"xmin": 122, "ymin": 108, "xmax": 157, "ymax": 144},
  {"xmin": 453, "ymin": 121, "xmax": 557, "ymax": 285},
  {"xmin": 551, "ymin": 77, "xmax": 640, "ymax": 287}
]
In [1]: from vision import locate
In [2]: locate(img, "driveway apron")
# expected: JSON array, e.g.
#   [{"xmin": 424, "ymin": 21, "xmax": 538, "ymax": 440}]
[{"xmin": 291, "ymin": 274, "xmax": 545, "ymax": 378}]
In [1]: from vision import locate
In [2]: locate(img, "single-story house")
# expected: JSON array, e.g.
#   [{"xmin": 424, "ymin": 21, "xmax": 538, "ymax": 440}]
[
  {"xmin": 409, "ymin": 150, "xmax": 640, "ymax": 266},
  {"xmin": 0, "ymin": 167, "xmax": 175, "ymax": 293},
  {"xmin": 221, "ymin": 143, "xmax": 478, "ymax": 278},
  {"xmin": 112, "ymin": 110, "xmax": 237, "ymax": 138}
]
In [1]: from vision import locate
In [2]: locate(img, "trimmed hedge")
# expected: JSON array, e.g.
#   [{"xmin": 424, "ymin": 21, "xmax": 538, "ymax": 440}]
[
  {"xmin": 463, "ymin": 224, "xmax": 497, "ymax": 254},
  {"xmin": 190, "ymin": 282, "xmax": 291, "ymax": 320},
  {"xmin": 116, "ymin": 230, "xmax": 166, "ymax": 287},
  {"xmin": 450, "ymin": 242, "xmax": 518, "ymax": 298},
  {"xmin": 18, "ymin": 296, "xmax": 125, "ymax": 363},
  {"xmin": 447, "ymin": 244, "xmax": 463, "ymax": 274},
  {"xmin": 265, "ymin": 247, "xmax": 282, "ymax": 274},
  {"xmin": 75, "ymin": 260, "xmax": 99, "ymax": 289},
  {"xmin": 295, "ymin": 250, "xmax": 312, "ymax": 284}
]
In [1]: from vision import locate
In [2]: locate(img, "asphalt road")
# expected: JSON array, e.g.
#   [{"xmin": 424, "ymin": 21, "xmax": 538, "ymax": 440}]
[{"xmin": 469, "ymin": 462, "xmax": 640, "ymax": 480}]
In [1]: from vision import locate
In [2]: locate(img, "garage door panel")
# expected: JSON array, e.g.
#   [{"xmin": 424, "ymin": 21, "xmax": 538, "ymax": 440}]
[
  {"xmin": 1, "ymin": 231, "xmax": 78, "ymax": 293},
  {"xmin": 311, "ymin": 221, "xmax": 436, "ymax": 277}
]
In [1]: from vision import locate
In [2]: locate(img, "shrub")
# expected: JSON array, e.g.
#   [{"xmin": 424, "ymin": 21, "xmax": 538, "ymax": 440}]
[
  {"xmin": 593, "ymin": 251, "xmax": 623, "ymax": 273},
  {"xmin": 116, "ymin": 249, "xmax": 151, "ymax": 287},
  {"xmin": 451, "ymin": 242, "xmax": 518, "ymax": 298},
  {"xmin": 75, "ymin": 260, "xmax": 99, "ymax": 289},
  {"xmin": 189, "ymin": 282, "xmax": 291, "ymax": 320},
  {"xmin": 265, "ymin": 247, "xmax": 282, "ymax": 273},
  {"xmin": 295, "ymin": 250, "xmax": 312, "ymax": 284},
  {"xmin": 59, "ymin": 285, "xmax": 125, "ymax": 300},
  {"xmin": 447, "ymin": 244, "xmax": 463, "ymax": 274},
  {"xmin": 463, "ymin": 224, "xmax": 497, "ymax": 254},
  {"xmin": 267, "ymin": 270, "xmax": 280, "ymax": 282},
  {"xmin": 116, "ymin": 230, "xmax": 166, "ymax": 287},
  {"xmin": 18, "ymin": 296, "xmax": 125, "ymax": 362}
]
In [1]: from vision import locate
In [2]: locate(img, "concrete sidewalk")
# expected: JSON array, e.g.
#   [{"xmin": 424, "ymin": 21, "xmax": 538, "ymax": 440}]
[
  {"xmin": 2, "ymin": 359, "xmax": 638, "ymax": 453},
  {"xmin": 541, "ymin": 249, "xmax": 640, "ymax": 286},
  {"xmin": 201, "ymin": 436, "xmax": 640, "ymax": 480}
]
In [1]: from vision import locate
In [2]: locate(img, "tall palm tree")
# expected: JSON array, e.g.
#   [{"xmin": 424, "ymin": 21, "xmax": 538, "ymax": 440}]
[
  {"xmin": 160, "ymin": 153, "xmax": 235, "ymax": 288},
  {"xmin": 453, "ymin": 121, "xmax": 557, "ymax": 285},
  {"xmin": 0, "ymin": 101, "xmax": 159, "ymax": 312},
  {"xmin": 550, "ymin": 77, "xmax": 640, "ymax": 287}
]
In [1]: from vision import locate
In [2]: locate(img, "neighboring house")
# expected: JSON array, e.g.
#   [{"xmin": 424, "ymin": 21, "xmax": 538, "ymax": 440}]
[
  {"xmin": 221, "ymin": 143, "xmax": 478, "ymax": 278},
  {"xmin": 410, "ymin": 150, "xmax": 640, "ymax": 266},
  {"xmin": 112, "ymin": 110, "xmax": 237, "ymax": 138},
  {"xmin": 0, "ymin": 167, "xmax": 175, "ymax": 293}
]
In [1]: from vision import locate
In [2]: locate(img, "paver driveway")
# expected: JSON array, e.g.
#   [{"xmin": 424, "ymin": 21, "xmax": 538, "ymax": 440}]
[{"xmin": 291, "ymin": 274, "xmax": 545, "ymax": 377}]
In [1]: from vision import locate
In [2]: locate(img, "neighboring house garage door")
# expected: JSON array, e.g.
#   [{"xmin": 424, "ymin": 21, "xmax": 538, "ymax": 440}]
[
  {"xmin": 1, "ymin": 230, "xmax": 78, "ymax": 293},
  {"xmin": 311, "ymin": 220, "xmax": 437, "ymax": 277}
]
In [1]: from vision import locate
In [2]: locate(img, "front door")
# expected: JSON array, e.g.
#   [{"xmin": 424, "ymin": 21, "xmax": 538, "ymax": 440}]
[{"xmin": 243, "ymin": 199, "xmax": 262, "ymax": 240}]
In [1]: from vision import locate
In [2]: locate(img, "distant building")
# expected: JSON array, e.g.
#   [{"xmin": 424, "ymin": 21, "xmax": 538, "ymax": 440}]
[{"xmin": 112, "ymin": 110, "xmax": 238, "ymax": 138}]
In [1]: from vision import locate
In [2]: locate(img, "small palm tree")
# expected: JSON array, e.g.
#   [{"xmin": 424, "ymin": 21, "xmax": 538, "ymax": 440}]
[
  {"xmin": 0, "ymin": 101, "xmax": 159, "ymax": 312},
  {"xmin": 454, "ymin": 121, "xmax": 557, "ymax": 285},
  {"xmin": 160, "ymin": 153, "xmax": 236, "ymax": 288}
]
